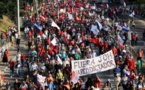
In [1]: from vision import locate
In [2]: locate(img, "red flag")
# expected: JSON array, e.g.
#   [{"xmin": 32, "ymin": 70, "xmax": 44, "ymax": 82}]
[
  {"xmin": 112, "ymin": 47, "xmax": 117, "ymax": 55},
  {"xmin": 47, "ymin": 48, "xmax": 53, "ymax": 55},
  {"xmin": 39, "ymin": 47, "xmax": 44, "ymax": 56},
  {"xmin": 49, "ymin": 44, "xmax": 54, "ymax": 50},
  {"xmin": 39, "ymin": 15, "xmax": 46, "ymax": 21},
  {"xmin": 53, "ymin": 46, "xmax": 58, "ymax": 53},
  {"xmin": 87, "ymin": 38, "xmax": 92, "ymax": 42},
  {"xmin": 118, "ymin": 40, "xmax": 123, "ymax": 50},
  {"xmin": 128, "ymin": 59, "xmax": 136, "ymax": 71},
  {"xmin": 75, "ymin": 1, "xmax": 82, "ymax": 8},
  {"xmin": 92, "ymin": 38, "xmax": 98, "ymax": 45}
]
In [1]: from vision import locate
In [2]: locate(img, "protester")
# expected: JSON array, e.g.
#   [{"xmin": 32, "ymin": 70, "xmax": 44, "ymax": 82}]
[
  {"xmin": 2, "ymin": 0, "xmax": 145, "ymax": 90},
  {"xmin": 2, "ymin": 49, "xmax": 8, "ymax": 65},
  {"xmin": 9, "ymin": 59, "xmax": 14, "ymax": 78}
]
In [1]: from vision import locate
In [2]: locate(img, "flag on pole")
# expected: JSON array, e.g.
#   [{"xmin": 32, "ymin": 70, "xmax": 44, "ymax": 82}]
[
  {"xmin": 117, "ymin": 25, "xmax": 122, "ymax": 31},
  {"xmin": 37, "ymin": 74, "xmax": 46, "ymax": 88},
  {"xmin": 70, "ymin": 71, "xmax": 79, "ymax": 84},
  {"xmin": 39, "ymin": 15, "xmax": 46, "ymax": 21},
  {"xmin": 91, "ymin": 25, "xmax": 100, "ymax": 35},
  {"xmin": 51, "ymin": 38, "xmax": 57, "ymax": 46},
  {"xmin": 122, "ymin": 26, "xmax": 130, "ymax": 32},
  {"xmin": 56, "ymin": 54, "xmax": 62, "ymax": 65},
  {"xmin": 129, "ymin": 11, "xmax": 135, "ymax": 18},
  {"xmin": 34, "ymin": 22, "xmax": 43, "ymax": 31},
  {"xmin": 96, "ymin": 20, "xmax": 103, "ymax": 30},
  {"xmin": 38, "ymin": 47, "xmax": 44, "ymax": 56},
  {"xmin": 117, "ymin": 34, "xmax": 124, "ymax": 49},
  {"xmin": 51, "ymin": 19, "xmax": 60, "ymax": 30}
]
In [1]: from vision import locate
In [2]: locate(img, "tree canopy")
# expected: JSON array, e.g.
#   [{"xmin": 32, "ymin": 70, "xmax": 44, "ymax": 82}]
[{"xmin": 0, "ymin": 0, "xmax": 35, "ymax": 22}]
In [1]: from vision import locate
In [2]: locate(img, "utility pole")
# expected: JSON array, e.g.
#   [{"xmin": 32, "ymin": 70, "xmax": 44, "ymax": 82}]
[
  {"xmin": 35, "ymin": 0, "xmax": 38, "ymax": 15},
  {"xmin": 17, "ymin": 0, "xmax": 20, "ymax": 36}
]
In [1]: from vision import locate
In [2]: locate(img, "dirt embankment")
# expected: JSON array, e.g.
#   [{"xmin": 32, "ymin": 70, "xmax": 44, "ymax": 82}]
[{"xmin": 0, "ymin": 15, "xmax": 15, "ymax": 33}]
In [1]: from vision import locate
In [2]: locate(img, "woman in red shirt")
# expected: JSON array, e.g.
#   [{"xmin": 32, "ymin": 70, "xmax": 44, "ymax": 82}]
[
  {"xmin": 2, "ymin": 49, "xmax": 9, "ymax": 65},
  {"xmin": 21, "ymin": 53, "xmax": 26, "ymax": 68}
]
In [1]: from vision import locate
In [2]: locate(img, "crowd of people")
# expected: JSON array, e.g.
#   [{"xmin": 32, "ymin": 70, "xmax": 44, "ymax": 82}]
[{"xmin": 0, "ymin": 0, "xmax": 145, "ymax": 90}]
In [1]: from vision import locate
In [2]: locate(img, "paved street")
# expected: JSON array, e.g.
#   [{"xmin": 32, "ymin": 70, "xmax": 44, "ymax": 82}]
[
  {"xmin": 0, "ymin": 15, "xmax": 145, "ymax": 90},
  {"xmin": 131, "ymin": 16, "xmax": 145, "ymax": 74},
  {"xmin": 0, "ymin": 34, "xmax": 28, "ymax": 89}
]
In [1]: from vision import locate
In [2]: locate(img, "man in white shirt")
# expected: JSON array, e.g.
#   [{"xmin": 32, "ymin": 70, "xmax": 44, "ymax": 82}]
[
  {"xmin": 31, "ymin": 63, "xmax": 38, "ymax": 71},
  {"xmin": 24, "ymin": 26, "xmax": 29, "ymax": 38},
  {"xmin": 15, "ymin": 32, "xmax": 19, "ymax": 39},
  {"xmin": 16, "ymin": 52, "xmax": 21, "ymax": 61}
]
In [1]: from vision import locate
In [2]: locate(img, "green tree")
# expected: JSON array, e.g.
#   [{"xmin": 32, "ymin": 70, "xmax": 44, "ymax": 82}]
[
  {"xmin": 0, "ymin": 0, "xmax": 42, "ymax": 22},
  {"xmin": 0, "ymin": 2, "xmax": 5, "ymax": 18}
]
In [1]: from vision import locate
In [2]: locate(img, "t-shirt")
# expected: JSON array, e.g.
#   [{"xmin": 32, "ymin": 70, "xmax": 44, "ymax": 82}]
[
  {"xmin": 31, "ymin": 64, "xmax": 38, "ymax": 71},
  {"xmin": 136, "ymin": 60, "xmax": 141, "ymax": 69},
  {"xmin": 16, "ymin": 54, "xmax": 21, "ymax": 61},
  {"xmin": 113, "ymin": 68, "xmax": 121, "ymax": 73},
  {"xmin": 61, "ymin": 52, "xmax": 66, "ymax": 59},
  {"xmin": 115, "ymin": 77, "xmax": 121, "ymax": 86},
  {"xmin": 31, "ymin": 51, "xmax": 37, "ymax": 57},
  {"xmin": 138, "ymin": 50, "xmax": 143, "ymax": 57},
  {"xmin": 137, "ymin": 83, "xmax": 144, "ymax": 89},
  {"xmin": 81, "ymin": 81, "xmax": 86, "ymax": 89},
  {"xmin": 122, "ymin": 77, "xmax": 128, "ymax": 85},
  {"xmin": 9, "ymin": 61, "xmax": 14, "ymax": 67},
  {"xmin": 75, "ymin": 54, "xmax": 80, "ymax": 60}
]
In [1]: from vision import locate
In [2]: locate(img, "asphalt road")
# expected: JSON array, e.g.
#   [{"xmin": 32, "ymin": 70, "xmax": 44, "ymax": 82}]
[{"xmin": 1, "ymin": 14, "xmax": 145, "ymax": 90}]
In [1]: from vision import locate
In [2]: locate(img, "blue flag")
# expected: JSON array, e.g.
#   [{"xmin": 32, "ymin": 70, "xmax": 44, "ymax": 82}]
[{"xmin": 34, "ymin": 22, "xmax": 42, "ymax": 31}]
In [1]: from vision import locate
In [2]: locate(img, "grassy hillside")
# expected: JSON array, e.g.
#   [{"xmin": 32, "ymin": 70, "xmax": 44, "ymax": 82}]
[{"xmin": 0, "ymin": 15, "xmax": 15, "ymax": 32}]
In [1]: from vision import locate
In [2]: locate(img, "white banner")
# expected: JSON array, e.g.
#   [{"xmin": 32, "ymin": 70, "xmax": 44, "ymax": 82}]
[{"xmin": 71, "ymin": 50, "xmax": 116, "ymax": 76}]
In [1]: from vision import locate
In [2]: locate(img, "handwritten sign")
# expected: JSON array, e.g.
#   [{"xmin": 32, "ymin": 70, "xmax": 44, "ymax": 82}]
[{"xmin": 71, "ymin": 50, "xmax": 116, "ymax": 76}]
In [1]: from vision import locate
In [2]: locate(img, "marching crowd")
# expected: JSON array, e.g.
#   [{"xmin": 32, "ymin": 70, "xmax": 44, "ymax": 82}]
[{"xmin": 0, "ymin": 0, "xmax": 145, "ymax": 90}]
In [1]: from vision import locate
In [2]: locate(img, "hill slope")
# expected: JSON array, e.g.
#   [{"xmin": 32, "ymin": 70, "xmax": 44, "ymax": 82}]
[{"xmin": 0, "ymin": 15, "xmax": 15, "ymax": 32}]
